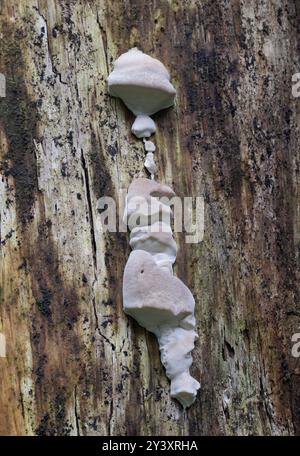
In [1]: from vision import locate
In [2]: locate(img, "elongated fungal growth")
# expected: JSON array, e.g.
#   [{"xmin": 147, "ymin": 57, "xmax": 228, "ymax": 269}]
[
  {"xmin": 108, "ymin": 50, "xmax": 199, "ymax": 407},
  {"xmin": 123, "ymin": 179, "xmax": 200, "ymax": 408}
]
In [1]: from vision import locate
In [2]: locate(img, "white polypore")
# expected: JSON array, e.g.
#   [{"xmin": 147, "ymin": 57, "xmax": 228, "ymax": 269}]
[
  {"xmin": 107, "ymin": 48, "xmax": 176, "ymax": 137},
  {"xmin": 108, "ymin": 50, "xmax": 199, "ymax": 408},
  {"xmin": 123, "ymin": 178, "xmax": 200, "ymax": 408}
]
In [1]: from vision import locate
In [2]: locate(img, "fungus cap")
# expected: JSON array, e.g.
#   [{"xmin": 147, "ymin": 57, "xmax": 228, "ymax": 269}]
[{"xmin": 108, "ymin": 48, "xmax": 176, "ymax": 117}]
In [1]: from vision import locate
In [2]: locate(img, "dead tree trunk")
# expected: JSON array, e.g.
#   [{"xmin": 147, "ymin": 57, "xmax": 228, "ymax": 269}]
[{"xmin": 0, "ymin": 0, "xmax": 300, "ymax": 436}]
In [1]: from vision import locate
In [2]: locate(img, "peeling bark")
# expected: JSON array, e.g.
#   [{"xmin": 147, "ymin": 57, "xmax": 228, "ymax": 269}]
[{"xmin": 0, "ymin": 0, "xmax": 300, "ymax": 436}]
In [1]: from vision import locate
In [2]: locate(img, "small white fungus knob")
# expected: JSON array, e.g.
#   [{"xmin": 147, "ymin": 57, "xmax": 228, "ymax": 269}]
[
  {"xmin": 143, "ymin": 139, "xmax": 156, "ymax": 152},
  {"xmin": 144, "ymin": 152, "xmax": 157, "ymax": 178},
  {"xmin": 132, "ymin": 115, "xmax": 156, "ymax": 138}
]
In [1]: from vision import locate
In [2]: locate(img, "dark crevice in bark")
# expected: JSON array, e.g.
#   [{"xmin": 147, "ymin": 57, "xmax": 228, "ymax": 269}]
[
  {"xmin": 98, "ymin": 326, "xmax": 116, "ymax": 352},
  {"xmin": 108, "ymin": 396, "xmax": 113, "ymax": 436},
  {"xmin": 92, "ymin": 296, "xmax": 100, "ymax": 332},
  {"xmin": 92, "ymin": 296, "xmax": 115, "ymax": 351},
  {"xmin": 74, "ymin": 386, "xmax": 80, "ymax": 436},
  {"xmin": 81, "ymin": 148, "xmax": 97, "ymax": 270}
]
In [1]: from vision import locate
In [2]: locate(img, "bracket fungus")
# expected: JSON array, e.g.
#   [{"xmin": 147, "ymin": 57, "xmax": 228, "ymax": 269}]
[
  {"xmin": 108, "ymin": 50, "xmax": 200, "ymax": 408},
  {"xmin": 108, "ymin": 48, "xmax": 176, "ymax": 140},
  {"xmin": 123, "ymin": 179, "xmax": 200, "ymax": 407},
  {"xmin": 108, "ymin": 48, "xmax": 176, "ymax": 178}
]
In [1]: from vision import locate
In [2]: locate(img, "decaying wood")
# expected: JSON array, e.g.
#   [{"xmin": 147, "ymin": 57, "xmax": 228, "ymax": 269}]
[{"xmin": 0, "ymin": 0, "xmax": 300, "ymax": 436}]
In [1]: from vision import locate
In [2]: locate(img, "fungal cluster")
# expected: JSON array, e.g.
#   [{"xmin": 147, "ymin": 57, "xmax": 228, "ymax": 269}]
[
  {"xmin": 108, "ymin": 48, "xmax": 200, "ymax": 407},
  {"xmin": 108, "ymin": 48, "xmax": 175, "ymax": 178}
]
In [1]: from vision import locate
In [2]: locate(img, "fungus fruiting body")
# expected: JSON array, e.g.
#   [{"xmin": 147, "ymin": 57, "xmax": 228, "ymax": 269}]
[
  {"xmin": 108, "ymin": 47, "xmax": 176, "ymax": 176},
  {"xmin": 108, "ymin": 49, "xmax": 200, "ymax": 407},
  {"xmin": 123, "ymin": 179, "xmax": 200, "ymax": 407},
  {"xmin": 108, "ymin": 48, "xmax": 175, "ymax": 142}
]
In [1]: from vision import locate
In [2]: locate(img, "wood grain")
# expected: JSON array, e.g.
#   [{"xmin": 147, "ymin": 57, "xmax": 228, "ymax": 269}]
[{"xmin": 0, "ymin": 0, "xmax": 299, "ymax": 435}]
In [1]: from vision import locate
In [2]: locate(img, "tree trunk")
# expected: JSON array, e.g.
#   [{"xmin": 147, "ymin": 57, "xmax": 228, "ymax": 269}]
[{"xmin": 0, "ymin": 0, "xmax": 300, "ymax": 436}]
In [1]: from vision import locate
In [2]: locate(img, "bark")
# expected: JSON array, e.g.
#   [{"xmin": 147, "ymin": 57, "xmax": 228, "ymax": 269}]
[{"xmin": 0, "ymin": 0, "xmax": 300, "ymax": 436}]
